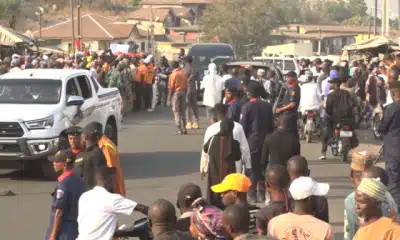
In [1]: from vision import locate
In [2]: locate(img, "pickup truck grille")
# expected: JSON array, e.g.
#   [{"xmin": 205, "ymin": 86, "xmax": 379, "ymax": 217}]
[
  {"xmin": 0, "ymin": 122, "xmax": 24, "ymax": 137},
  {"xmin": 0, "ymin": 143, "xmax": 21, "ymax": 153}
]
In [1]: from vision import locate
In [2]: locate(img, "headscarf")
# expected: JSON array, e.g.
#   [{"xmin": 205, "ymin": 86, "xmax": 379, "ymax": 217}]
[{"xmin": 190, "ymin": 198, "xmax": 228, "ymax": 240}]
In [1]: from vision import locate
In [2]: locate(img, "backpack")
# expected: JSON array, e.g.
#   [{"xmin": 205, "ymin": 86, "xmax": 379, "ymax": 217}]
[{"xmin": 333, "ymin": 89, "xmax": 353, "ymax": 121}]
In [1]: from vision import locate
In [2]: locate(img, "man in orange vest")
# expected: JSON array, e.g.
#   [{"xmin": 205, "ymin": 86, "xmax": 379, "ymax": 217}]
[
  {"xmin": 134, "ymin": 58, "xmax": 148, "ymax": 111},
  {"xmin": 84, "ymin": 122, "xmax": 126, "ymax": 196},
  {"xmin": 144, "ymin": 55, "xmax": 154, "ymax": 111}
]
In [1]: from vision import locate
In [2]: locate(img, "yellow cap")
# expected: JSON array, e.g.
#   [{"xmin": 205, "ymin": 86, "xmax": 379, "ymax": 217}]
[{"xmin": 211, "ymin": 173, "xmax": 251, "ymax": 193}]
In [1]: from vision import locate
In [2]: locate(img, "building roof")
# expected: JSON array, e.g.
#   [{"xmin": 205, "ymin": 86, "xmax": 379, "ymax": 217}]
[
  {"xmin": 0, "ymin": 25, "xmax": 33, "ymax": 43},
  {"xmin": 141, "ymin": 0, "xmax": 215, "ymax": 5},
  {"xmin": 169, "ymin": 25, "xmax": 200, "ymax": 32},
  {"xmin": 127, "ymin": 8, "xmax": 173, "ymax": 22},
  {"xmin": 33, "ymin": 14, "xmax": 135, "ymax": 40},
  {"xmin": 280, "ymin": 24, "xmax": 379, "ymax": 34}
]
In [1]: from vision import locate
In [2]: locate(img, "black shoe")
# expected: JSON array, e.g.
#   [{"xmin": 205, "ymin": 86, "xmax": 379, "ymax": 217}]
[{"xmin": 182, "ymin": 129, "xmax": 188, "ymax": 135}]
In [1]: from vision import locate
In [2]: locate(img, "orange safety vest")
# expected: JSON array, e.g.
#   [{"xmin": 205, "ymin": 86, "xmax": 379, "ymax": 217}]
[
  {"xmin": 146, "ymin": 64, "xmax": 154, "ymax": 84},
  {"xmin": 98, "ymin": 136, "xmax": 126, "ymax": 196},
  {"xmin": 135, "ymin": 64, "xmax": 148, "ymax": 83}
]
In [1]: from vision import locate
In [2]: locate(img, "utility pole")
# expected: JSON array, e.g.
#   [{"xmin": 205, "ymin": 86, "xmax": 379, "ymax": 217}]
[
  {"xmin": 77, "ymin": 0, "xmax": 81, "ymax": 51},
  {"xmin": 374, "ymin": 0, "xmax": 378, "ymax": 36},
  {"xmin": 35, "ymin": 7, "xmax": 44, "ymax": 38},
  {"xmin": 150, "ymin": 6, "xmax": 156, "ymax": 57},
  {"xmin": 381, "ymin": 0, "xmax": 389, "ymax": 36},
  {"xmin": 368, "ymin": 8, "xmax": 372, "ymax": 39},
  {"xmin": 70, "ymin": 0, "xmax": 75, "ymax": 54}
]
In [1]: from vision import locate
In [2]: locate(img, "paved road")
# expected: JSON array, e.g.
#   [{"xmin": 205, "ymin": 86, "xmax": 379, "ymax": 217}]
[{"xmin": 0, "ymin": 108, "xmax": 382, "ymax": 240}]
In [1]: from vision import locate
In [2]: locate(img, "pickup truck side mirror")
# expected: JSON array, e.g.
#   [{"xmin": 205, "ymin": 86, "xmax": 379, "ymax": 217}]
[{"xmin": 67, "ymin": 96, "xmax": 84, "ymax": 106}]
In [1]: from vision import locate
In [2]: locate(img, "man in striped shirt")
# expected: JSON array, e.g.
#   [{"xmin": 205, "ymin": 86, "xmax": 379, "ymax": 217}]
[{"xmin": 211, "ymin": 173, "xmax": 260, "ymax": 234}]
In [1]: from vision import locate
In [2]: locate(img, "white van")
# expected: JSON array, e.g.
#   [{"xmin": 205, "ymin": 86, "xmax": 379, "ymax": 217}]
[{"xmin": 253, "ymin": 56, "xmax": 301, "ymax": 76}]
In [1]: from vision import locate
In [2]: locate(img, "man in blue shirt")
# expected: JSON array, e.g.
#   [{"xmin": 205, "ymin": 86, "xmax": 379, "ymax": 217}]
[
  {"xmin": 46, "ymin": 150, "xmax": 85, "ymax": 240},
  {"xmin": 240, "ymin": 82, "xmax": 274, "ymax": 203},
  {"xmin": 225, "ymin": 87, "xmax": 241, "ymax": 122}
]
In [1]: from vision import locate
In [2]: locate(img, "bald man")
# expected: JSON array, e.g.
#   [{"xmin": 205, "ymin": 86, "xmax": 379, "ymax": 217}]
[
  {"xmin": 148, "ymin": 199, "xmax": 194, "ymax": 240},
  {"xmin": 287, "ymin": 156, "xmax": 329, "ymax": 223}
]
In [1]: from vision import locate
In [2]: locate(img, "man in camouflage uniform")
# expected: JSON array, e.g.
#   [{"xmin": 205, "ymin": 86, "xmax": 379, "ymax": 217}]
[{"xmin": 120, "ymin": 62, "xmax": 134, "ymax": 113}]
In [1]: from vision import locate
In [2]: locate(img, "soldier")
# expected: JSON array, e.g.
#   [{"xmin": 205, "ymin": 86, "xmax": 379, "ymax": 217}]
[
  {"xmin": 107, "ymin": 62, "xmax": 123, "ymax": 89},
  {"xmin": 119, "ymin": 62, "xmax": 134, "ymax": 114}
]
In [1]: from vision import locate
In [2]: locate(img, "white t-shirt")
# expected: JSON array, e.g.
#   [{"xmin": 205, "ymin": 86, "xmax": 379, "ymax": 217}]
[
  {"xmin": 77, "ymin": 186, "xmax": 137, "ymax": 240},
  {"xmin": 299, "ymin": 82, "xmax": 321, "ymax": 113}
]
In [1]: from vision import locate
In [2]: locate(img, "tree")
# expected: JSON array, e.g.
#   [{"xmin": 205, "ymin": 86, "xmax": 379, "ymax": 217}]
[
  {"xmin": 200, "ymin": 0, "xmax": 294, "ymax": 57},
  {"xmin": 325, "ymin": 1, "xmax": 352, "ymax": 24},
  {"xmin": 347, "ymin": 0, "xmax": 368, "ymax": 17},
  {"xmin": 127, "ymin": 0, "xmax": 141, "ymax": 7},
  {"xmin": 0, "ymin": 0, "xmax": 21, "ymax": 29}
]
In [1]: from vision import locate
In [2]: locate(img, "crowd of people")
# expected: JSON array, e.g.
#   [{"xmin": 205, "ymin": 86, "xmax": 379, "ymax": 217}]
[{"xmin": 2, "ymin": 48, "xmax": 400, "ymax": 239}]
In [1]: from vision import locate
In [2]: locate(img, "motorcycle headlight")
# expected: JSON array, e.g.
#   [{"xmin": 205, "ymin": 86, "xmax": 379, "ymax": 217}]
[{"xmin": 25, "ymin": 116, "xmax": 54, "ymax": 130}]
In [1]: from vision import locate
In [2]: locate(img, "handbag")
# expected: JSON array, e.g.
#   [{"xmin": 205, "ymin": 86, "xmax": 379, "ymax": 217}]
[{"xmin": 200, "ymin": 136, "xmax": 215, "ymax": 174}]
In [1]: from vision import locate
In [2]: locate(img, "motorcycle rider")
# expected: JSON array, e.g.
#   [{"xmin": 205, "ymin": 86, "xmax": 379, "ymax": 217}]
[
  {"xmin": 299, "ymin": 70, "xmax": 321, "ymax": 116},
  {"xmin": 320, "ymin": 68, "xmax": 357, "ymax": 160}
]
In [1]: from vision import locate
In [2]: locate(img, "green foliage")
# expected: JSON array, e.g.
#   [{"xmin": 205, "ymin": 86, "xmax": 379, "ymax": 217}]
[
  {"xmin": 348, "ymin": 0, "xmax": 368, "ymax": 17},
  {"xmin": 326, "ymin": 1, "xmax": 352, "ymax": 23},
  {"xmin": 200, "ymin": 0, "xmax": 294, "ymax": 57},
  {"xmin": 127, "ymin": 0, "xmax": 141, "ymax": 7},
  {"xmin": 0, "ymin": 0, "xmax": 21, "ymax": 29}
]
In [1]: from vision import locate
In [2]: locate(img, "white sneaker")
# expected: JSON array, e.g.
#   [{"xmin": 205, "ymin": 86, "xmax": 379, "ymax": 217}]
[
  {"xmin": 147, "ymin": 108, "xmax": 154, "ymax": 112},
  {"xmin": 319, "ymin": 155, "xmax": 326, "ymax": 160}
]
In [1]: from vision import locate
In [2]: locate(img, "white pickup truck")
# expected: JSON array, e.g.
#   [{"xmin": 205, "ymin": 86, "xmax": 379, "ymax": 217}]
[{"xmin": 0, "ymin": 69, "xmax": 122, "ymax": 178}]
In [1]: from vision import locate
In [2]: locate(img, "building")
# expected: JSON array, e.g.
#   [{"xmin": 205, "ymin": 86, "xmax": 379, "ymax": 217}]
[
  {"xmin": 270, "ymin": 24, "xmax": 371, "ymax": 55},
  {"xmin": 0, "ymin": 25, "xmax": 33, "ymax": 45},
  {"xmin": 33, "ymin": 14, "xmax": 150, "ymax": 53},
  {"xmin": 140, "ymin": 0, "xmax": 215, "ymax": 22}
]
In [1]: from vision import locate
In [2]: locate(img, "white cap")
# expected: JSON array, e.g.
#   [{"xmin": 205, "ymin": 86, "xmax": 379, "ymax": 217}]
[
  {"xmin": 12, "ymin": 54, "xmax": 19, "ymax": 59},
  {"xmin": 289, "ymin": 176, "xmax": 330, "ymax": 200},
  {"xmin": 257, "ymin": 69, "xmax": 265, "ymax": 75}
]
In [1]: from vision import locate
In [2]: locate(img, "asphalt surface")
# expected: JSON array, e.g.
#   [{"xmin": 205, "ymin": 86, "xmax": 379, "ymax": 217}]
[{"xmin": 0, "ymin": 107, "xmax": 382, "ymax": 240}]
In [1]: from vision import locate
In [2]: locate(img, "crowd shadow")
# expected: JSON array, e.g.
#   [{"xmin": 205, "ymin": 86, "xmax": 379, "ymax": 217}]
[{"xmin": 120, "ymin": 151, "xmax": 200, "ymax": 180}]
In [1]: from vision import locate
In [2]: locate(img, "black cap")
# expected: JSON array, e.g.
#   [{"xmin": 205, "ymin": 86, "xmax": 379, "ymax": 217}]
[
  {"xmin": 389, "ymin": 81, "xmax": 400, "ymax": 89},
  {"xmin": 177, "ymin": 183, "xmax": 202, "ymax": 206},
  {"xmin": 48, "ymin": 150, "xmax": 75, "ymax": 163},
  {"xmin": 82, "ymin": 122, "xmax": 103, "ymax": 137},
  {"xmin": 285, "ymin": 71, "xmax": 298, "ymax": 78},
  {"xmin": 65, "ymin": 126, "xmax": 82, "ymax": 136}
]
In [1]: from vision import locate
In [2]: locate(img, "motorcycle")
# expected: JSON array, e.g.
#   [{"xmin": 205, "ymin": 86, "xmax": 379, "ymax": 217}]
[
  {"xmin": 331, "ymin": 123, "xmax": 355, "ymax": 162},
  {"xmin": 298, "ymin": 110, "xmax": 320, "ymax": 143},
  {"xmin": 114, "ymin": 218, "xmax": 151, "ymax": 240}
]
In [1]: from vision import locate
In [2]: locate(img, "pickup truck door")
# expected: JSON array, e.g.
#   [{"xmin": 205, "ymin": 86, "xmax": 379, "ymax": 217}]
[
  {"xmin": 63, "ymin": 77, "xmax": 85, "ymax": 128},
  {"xmin": 73, "ymin": 75, "xmax": 99, "ymax": 128}
]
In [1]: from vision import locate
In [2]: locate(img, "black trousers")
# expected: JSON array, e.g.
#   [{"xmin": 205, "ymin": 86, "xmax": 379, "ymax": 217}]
[
  {"xmin": 134, "ymin": 82, "xmax": 143, "ymax": 111},
  {"xmin": 143, "ymin": 84, "xmax": 152, "ymax": 109}
]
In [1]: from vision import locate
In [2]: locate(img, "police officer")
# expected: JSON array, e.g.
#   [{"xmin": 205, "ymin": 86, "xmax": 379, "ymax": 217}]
[
  {"xmin": 46, "ymin": 150, "xmax": 84, "ymax": 240},
  {"xmin": 275, "ymin": 71, "xmax": 301, "ymax": 139},
  {"xmin": 240, "ymin": 82, "xmax": 274, "ymax": 203},
  {"xmin": 75, "ymin": 124, "xmax": 107, "ymax": 190},
  {"xmin": 64, "ymin": 126, "xmax": 83, "ymax": 157},
  {"xmin": 378, "ymin": 81, "xmax": 400, "ymax": 210}
]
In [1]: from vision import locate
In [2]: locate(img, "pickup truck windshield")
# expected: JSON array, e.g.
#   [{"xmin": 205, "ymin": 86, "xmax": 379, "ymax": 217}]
[{"xmin": 0, "ymin": 79, "xmax": 62, "ymax": 104}]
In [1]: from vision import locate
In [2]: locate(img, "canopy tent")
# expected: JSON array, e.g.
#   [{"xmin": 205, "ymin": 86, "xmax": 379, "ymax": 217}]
[{"xmin": 343, "ymin": 36, "xmax": 398, "ymax": 53}]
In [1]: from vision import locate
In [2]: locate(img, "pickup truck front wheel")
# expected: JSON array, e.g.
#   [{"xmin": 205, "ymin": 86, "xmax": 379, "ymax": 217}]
[{"xmin": 104, "ymin": 122, "xmax": 118, "ymax": 146}]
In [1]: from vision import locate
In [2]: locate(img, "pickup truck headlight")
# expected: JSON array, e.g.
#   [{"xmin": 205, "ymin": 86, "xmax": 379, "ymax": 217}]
[{"xmin": 25, "ymin": 116, "xmax": 54, "ymax": 130}]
